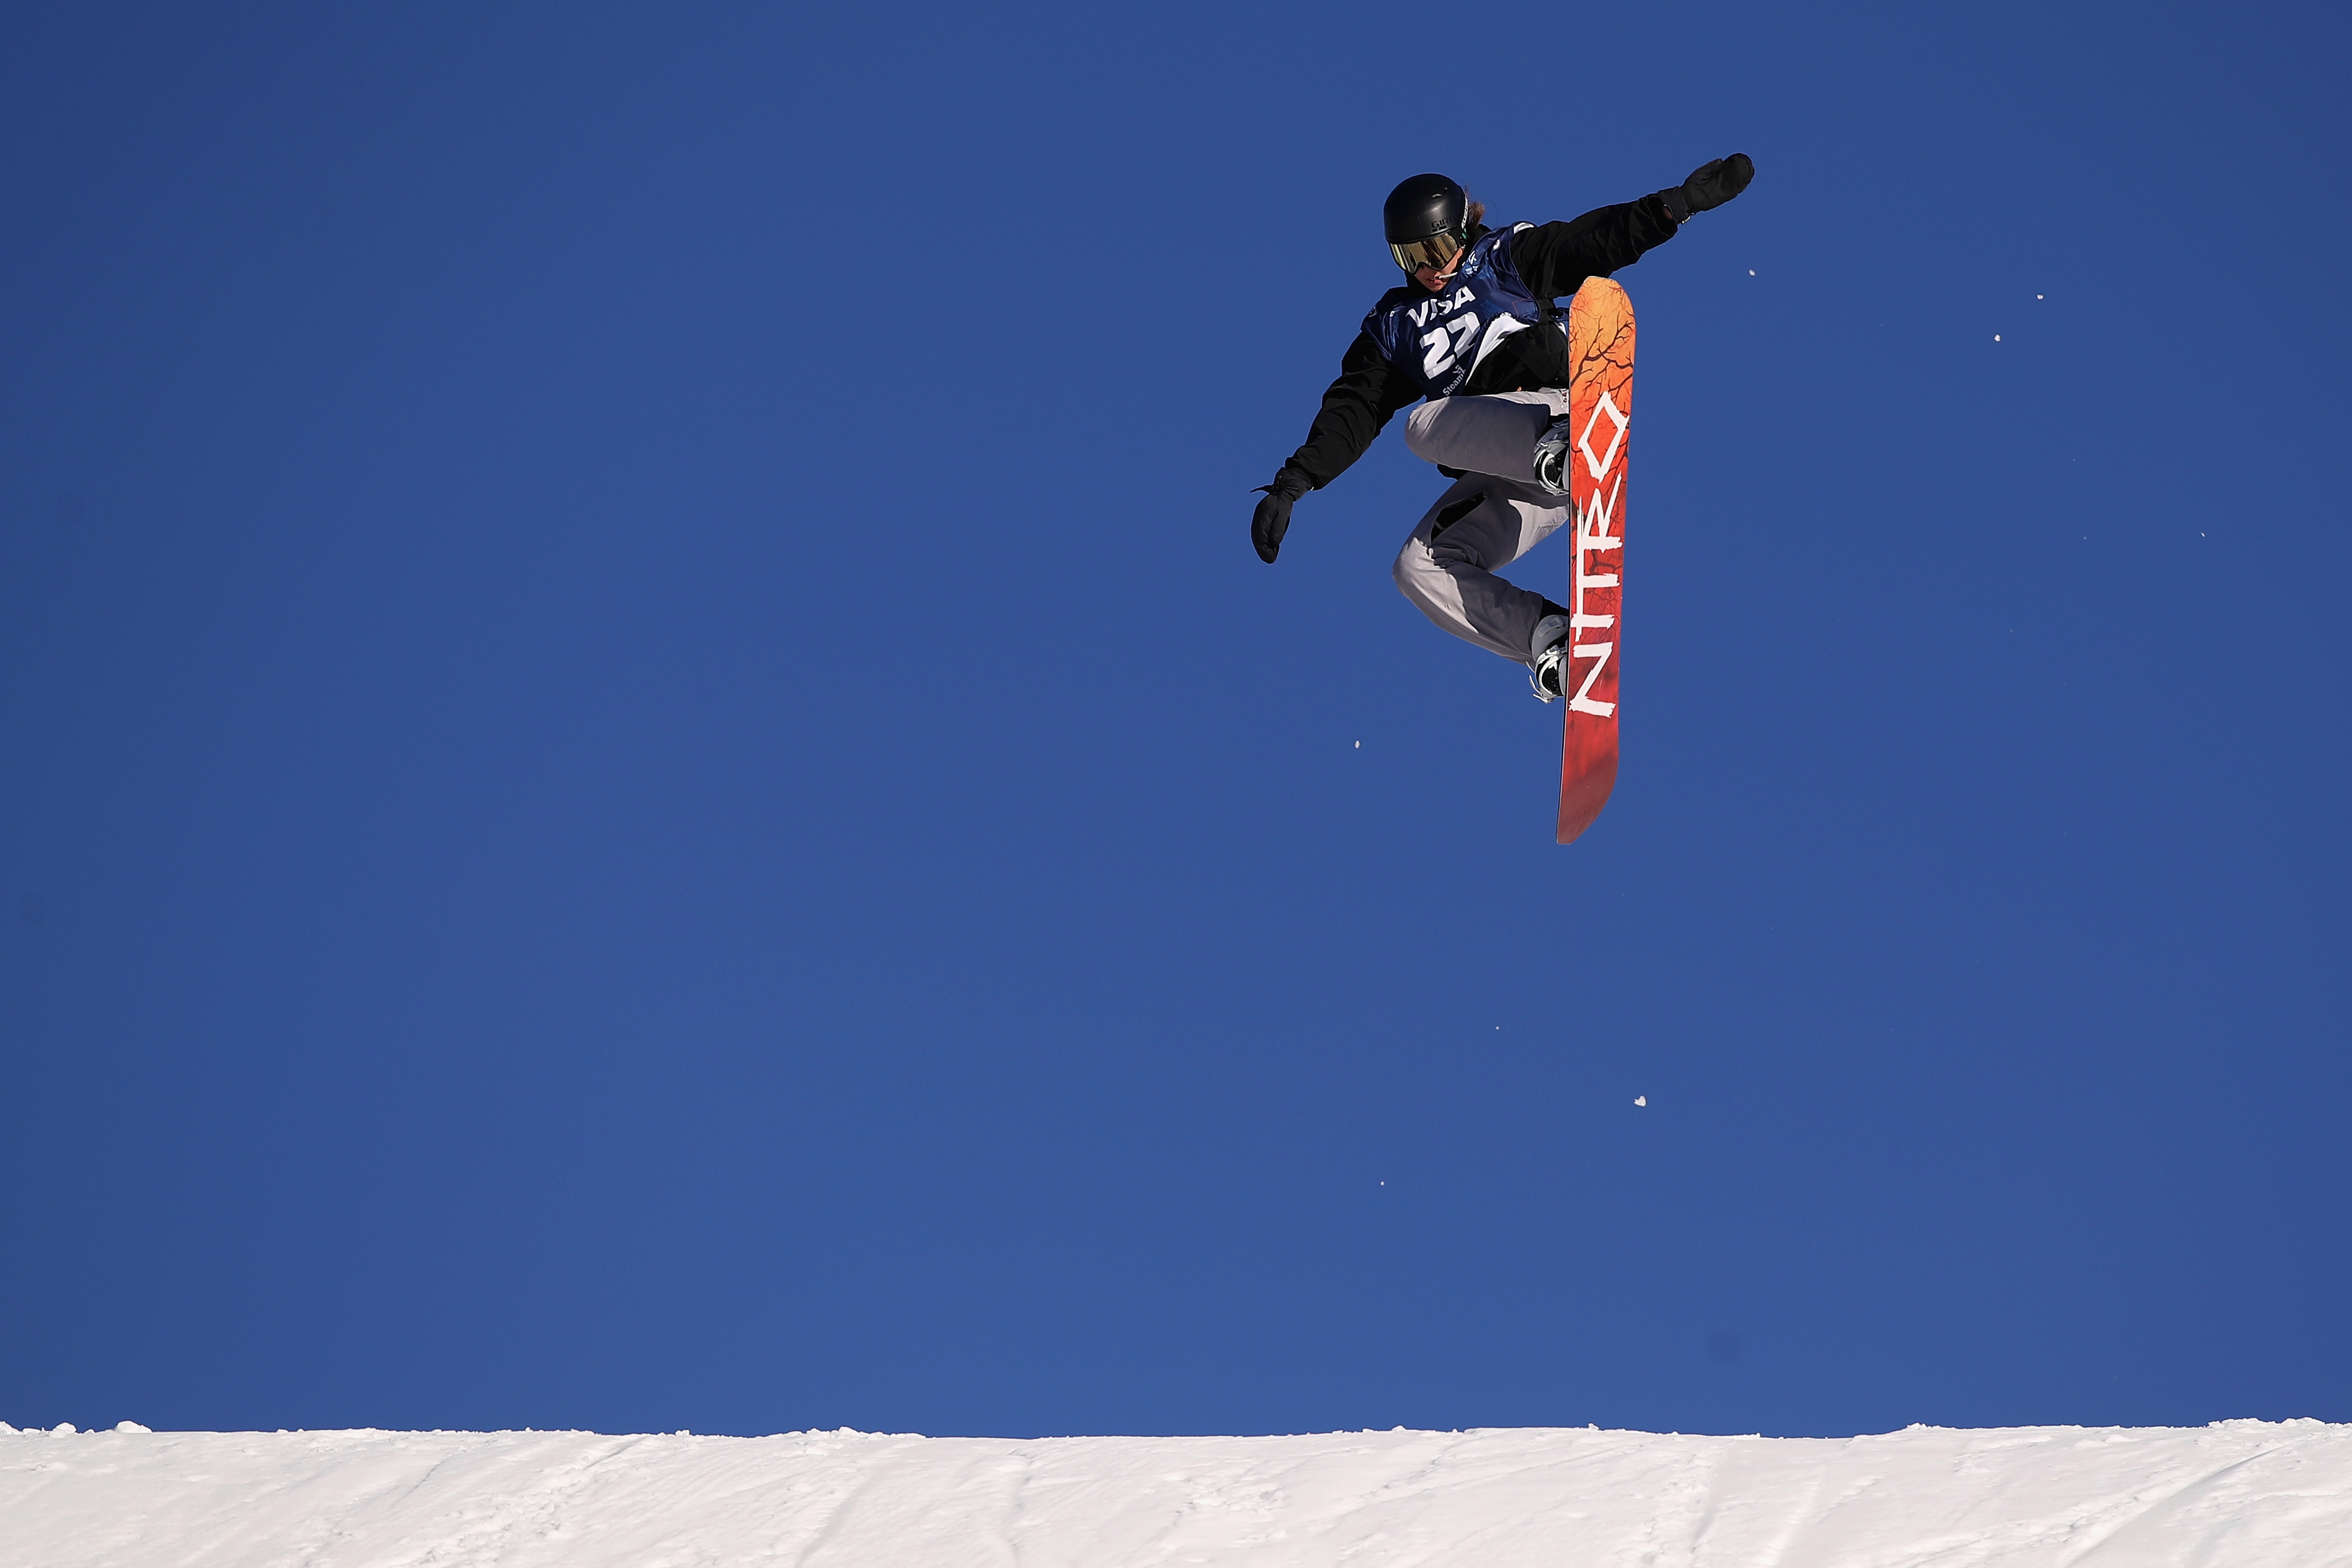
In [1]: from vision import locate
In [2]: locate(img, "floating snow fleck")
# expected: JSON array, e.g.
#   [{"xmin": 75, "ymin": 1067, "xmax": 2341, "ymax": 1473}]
[
  {"xmin": 1354, "ymin": 741, "xmax": 1360, "ymax": 748},
  {"xmin": 1635, "ymin": 1096, "xmax": 1648, "ymax": 1107},
  {"xmin": 1994, "ymin": 334, "xmax": 2001, "ymax": 341},
  {"xmin": 114, "ymin": 1422, "xmax": 150, "ymax": 1435},
  {"xmin": 2037, "ymin": 294, "xmax": 2045, "ymax": 299},
  {"xmin": 1748, "ymin": 269, "xmax": 1755, "ymax": 275}
]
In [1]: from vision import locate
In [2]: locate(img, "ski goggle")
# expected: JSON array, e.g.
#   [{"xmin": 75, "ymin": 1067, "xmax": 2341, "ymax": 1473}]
[{"xmin": 1388, "ymin": 229, "xmax": 1466, "ymax": 275}]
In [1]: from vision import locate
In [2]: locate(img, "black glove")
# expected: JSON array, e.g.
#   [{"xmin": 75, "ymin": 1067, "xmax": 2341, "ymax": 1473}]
[
  {"xmin": 1662, "ymin": 153, "xmax": 1754, "ymax": 222},
  {"xmin": 1251, "ymin": 468, "xmax": 1311, "ymax": 564}
]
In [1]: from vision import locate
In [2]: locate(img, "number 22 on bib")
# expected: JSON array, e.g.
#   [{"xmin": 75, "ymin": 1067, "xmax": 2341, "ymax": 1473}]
[{"xmin": 1556, "ymin": 279, "xmax": 1633, "ymax": 845}]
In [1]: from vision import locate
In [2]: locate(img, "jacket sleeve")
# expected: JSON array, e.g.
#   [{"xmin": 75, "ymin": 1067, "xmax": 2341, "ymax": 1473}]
[
  {"xmin": 1279, "ymin": 328, "xmax": 1421, "ymax": 490},
  {"xmin": 1510, "ymin": 193, "xmax": 1683, "ymax": 301}
]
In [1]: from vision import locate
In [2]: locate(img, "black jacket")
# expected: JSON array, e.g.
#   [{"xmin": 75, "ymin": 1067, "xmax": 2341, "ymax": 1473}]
[{"xmin": 1277, "ymin": 191, "xmax": 1681, "ymax": 490}]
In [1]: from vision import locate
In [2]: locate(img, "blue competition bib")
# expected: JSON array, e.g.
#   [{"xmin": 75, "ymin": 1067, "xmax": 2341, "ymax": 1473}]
[{"xmin": 1363, "ymin": 224, "xmax": 1547, "ymax": 401}]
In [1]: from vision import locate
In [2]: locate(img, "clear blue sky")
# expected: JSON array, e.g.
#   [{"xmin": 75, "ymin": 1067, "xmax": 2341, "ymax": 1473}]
[{"xmin": 2, "ymin": 0, "xmax": 2345, "ymax": 1440}]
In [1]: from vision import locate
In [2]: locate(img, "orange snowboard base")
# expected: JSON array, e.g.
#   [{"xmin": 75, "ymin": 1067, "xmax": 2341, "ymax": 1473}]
[{"xmin": 1556, "ymin": 278, "xmax": 1633, "ymax": 845}]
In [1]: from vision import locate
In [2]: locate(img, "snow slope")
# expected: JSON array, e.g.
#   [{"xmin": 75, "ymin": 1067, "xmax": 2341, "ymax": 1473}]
[{"xmin": 3, "ymin": 1418, "xmax": 2346, "ymax": 1565}]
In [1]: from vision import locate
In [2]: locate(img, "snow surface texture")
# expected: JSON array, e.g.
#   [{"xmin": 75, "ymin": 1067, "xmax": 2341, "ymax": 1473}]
[{"xmin": 3, "ymin": 1419, "xmax": 2348, "ymax": 1565}]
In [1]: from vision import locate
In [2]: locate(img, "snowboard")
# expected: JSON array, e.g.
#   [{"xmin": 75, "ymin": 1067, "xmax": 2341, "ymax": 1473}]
[{"xmin": 1555, "ymin": 277, "xmax": 1634, "ymax": 845}]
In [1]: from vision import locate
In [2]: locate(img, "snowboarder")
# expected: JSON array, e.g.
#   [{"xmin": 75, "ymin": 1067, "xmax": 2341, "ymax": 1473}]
[{"xmin": 1250, "ymin": 156, "xmax": 1753, "ymax": 699}]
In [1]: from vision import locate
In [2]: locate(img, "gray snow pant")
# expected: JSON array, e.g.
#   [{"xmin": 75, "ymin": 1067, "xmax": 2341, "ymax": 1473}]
[{"xmin": 1393, "ymin": 389, "xmax": 1575, "ymax": 667}]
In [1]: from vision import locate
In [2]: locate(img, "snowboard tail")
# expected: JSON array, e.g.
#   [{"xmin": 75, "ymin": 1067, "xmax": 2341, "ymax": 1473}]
[{"xmin": 1556, "ymin": 278, "xmax": 1633, "ymax": 845}]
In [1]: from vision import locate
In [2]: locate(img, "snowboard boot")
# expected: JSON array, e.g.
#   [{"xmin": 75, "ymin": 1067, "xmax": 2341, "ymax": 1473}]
[
  {"xmin": 1533, "ymin": 415, "xmax": 1577, "ymax": 496},
  {"xmin": 1528, "ymin": 611, "xmax": 1574, "ymax": 702}
]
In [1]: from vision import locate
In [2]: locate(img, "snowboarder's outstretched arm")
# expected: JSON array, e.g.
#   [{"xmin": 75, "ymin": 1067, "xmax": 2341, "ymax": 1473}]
[
  {"xmin": 1285, "ymin": 332, "xmax": 1421, "ymax": 490},
  {"xmin": 1510, "ymin": 196, "xmax": 1680, "ymax": 300},
  {"xmin": 1514, "ymin": 155, "xmax": 1756, "ymax": 301},
  {"xmin": 1253, "ymin": 330, "xmax": 1420, "ymax": 562}
]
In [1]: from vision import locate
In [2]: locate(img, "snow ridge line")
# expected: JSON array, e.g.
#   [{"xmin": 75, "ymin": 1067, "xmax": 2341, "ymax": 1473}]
[{"xmin": 0, "ymin": 1419, "xmax": 2345, "ymax": 1567}]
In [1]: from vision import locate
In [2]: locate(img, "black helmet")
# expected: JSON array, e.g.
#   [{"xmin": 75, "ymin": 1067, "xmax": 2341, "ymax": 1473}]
[{"xmin": 1383, "ymin": 172, "xmax": 1470, "ymax": 274}]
